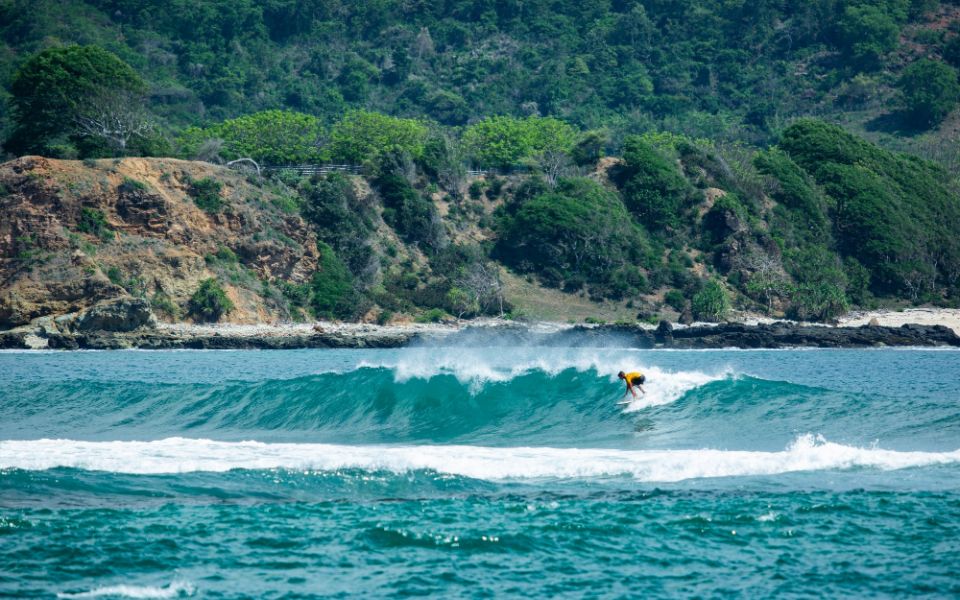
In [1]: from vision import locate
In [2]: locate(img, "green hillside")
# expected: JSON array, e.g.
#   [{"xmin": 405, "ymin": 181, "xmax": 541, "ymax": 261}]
[{"xmin": 1, "ymin": 0, "xmax": 960, "ymax": 323}]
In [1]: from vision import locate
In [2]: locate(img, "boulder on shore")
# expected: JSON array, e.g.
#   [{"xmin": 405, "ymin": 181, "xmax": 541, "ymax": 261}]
[{"xmin": 75, "ymin": 297, "xmax": 157, "ymax": 332}]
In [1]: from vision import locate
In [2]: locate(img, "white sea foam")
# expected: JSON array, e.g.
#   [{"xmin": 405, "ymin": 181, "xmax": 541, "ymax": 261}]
[
  {"xmin": 360, "ymin": 347, "xmax": 729, "ymax": 401},
  {"xmin": 4, "ymin": 435, "xmax": 958, "ymax": 483},
  {"xmin": 56, "ymin": 579, "xmax": 194, "ymax": 599}
]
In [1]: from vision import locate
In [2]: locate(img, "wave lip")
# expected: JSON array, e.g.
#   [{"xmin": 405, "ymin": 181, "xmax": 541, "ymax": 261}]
[
  {"xmin": 4, "ymin": 435, "xmax": 959, "ymax": 482},
  {"xmin": 56, "ymin": 579, "xmax": 194, "ymax": 599}
]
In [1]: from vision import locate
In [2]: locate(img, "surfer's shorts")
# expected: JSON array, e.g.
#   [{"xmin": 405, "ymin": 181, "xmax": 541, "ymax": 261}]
[{"xmin": 632, "ymin": 375, "xmax": 646, "ymax": 385}]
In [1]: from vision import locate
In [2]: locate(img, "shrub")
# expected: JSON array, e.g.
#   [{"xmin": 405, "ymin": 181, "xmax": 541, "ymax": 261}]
[
  {"xmin": 691, "ymin": 280, "xmax": 729, "ymax": 321},
  {"xmin": 188, "ymin": 278, "xmax": 234, "ymax": 322},
  {"xmin": 188, "ymin": 177, "xmax": 225, "ymax": 213},
  {"xmin": 898, "ymin": 59, "xmax": 960, "ymax": 127},
  {"xmin": 664, "ymin": 289, "xmax": 686, "ymax": 312},
  {"xmin": 415, "ymin": 308, "xmax": 448, "ymax": 323},
  {"xmin": 77, "ymin": 208, "xmax": 112, "ymax": 240},
  {"xmin": 615, "ymin": 136, "xmax": 692, "ymax": 231},
  {"xmin": 310, "ymin": 242, "xmax": 358, "ymax": 320},
  {"xmin": 495, "ymin": 177, "xmax": 651, "ymax": 297},
  {"xmin": 118, "ymin": 177, "xmax": 147, "ymax": 194},
  {"xmin": 374, "ymin": 173, "xmax": 444, "ymax": 252}
]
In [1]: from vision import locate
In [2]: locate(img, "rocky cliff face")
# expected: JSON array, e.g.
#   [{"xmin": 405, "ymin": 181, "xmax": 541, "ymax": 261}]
[{"xmin": 0, "ymin": 156, "xmax": 319, "ymax": 328}]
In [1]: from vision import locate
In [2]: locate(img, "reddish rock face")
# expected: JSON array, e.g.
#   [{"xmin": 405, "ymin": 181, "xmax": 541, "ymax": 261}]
[{"xmin": 0, "ymin": 156, "xmax": 319, "ymax": 328}]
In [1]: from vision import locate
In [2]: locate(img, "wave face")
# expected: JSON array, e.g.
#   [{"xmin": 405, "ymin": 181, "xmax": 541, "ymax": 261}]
[
  {"xmin": 1, "ymin": 358, "xmax": 729, "ymax": 447},
  {"xmin": 3, "ymin": 348, "xmax": 960, "ymax": 598}
]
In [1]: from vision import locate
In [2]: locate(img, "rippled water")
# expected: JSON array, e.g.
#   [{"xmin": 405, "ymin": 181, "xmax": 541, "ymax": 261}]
[{"xmin": 2, "ymin": 347, "xmax": 959, "ymax": 597}]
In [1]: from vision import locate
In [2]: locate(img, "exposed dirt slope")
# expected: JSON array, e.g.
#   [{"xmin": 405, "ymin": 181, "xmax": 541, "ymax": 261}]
[{"xmin": 0, "ymin": 156, "xmax": 318, "ymax": 326}]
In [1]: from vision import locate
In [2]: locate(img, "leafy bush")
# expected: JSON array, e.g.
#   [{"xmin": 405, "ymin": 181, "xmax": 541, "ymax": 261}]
[
  {"xmin": 463, "ymin": 116, "xmax": 576, "ymax": 168},
  {"xmin": 691, "ymin": 280, "xmax": 729, "ymax": 322},
  {"xmin": 187, "ymin": 177, "xmax": 225, "ymax": 213},
  {"xmin": 897, "ymin": 59, "xmax": 960, "ymax": 127},
  {"xmin": 118, "ymin": 177, "xmax": 148, "ymax": 194},
  {"xmin": 309, "ymin": 242, "xmax": 364, "ymax": 320},
  {"xmin": 77, "ymin": 208, "xmax": 112, "ymax": 240},
  {"xmin": 188, "ymin": 278, "xmax": 234, "ymax": 322},
  {"xmin": 664, "ymin": 289, "xmax": 686, "ymax": 312},
  {"xmin": 615, "ymin": 136, "xmax": 691, "ymax": 232},
  {"xmin": 299, "ymin": 173, "xmax": 375, "ymax": 278},
  {"xmin": 178, "ymin": 110, "xmax": 325, "ymax": 165},
  {"xmin": 375, "ymin": 173, "xmax": 444, "ymax": 252},
  {"xmin": 495, "ymin": 177, "xmax": 651, "ymax": 298},
  {"xmin": 328, "ymin": 111, "xmax": 427, "ymax": 164}
]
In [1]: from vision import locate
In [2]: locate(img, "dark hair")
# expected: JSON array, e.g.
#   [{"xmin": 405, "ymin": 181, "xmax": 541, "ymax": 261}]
[{"xmin": 618, "ymin": 371, "xmax": 625, "ymax": 378}]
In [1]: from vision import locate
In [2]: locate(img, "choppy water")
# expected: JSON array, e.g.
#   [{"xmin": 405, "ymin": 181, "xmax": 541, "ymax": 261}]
[{"xmin": 2, "ymin": 347, "xmax": 959, "ymax": 598}]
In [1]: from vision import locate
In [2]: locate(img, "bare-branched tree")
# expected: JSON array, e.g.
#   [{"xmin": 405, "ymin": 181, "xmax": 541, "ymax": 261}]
[
  {"xmin": 74, "ymin": 91, "xmax": 153, "ymax": 155},
  {"xmin": 455, "ymin": 260, "xmax": 505, "ymax": 317}
]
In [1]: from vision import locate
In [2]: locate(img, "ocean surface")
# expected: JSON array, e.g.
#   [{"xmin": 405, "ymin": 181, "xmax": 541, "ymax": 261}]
[{"xmin": 2, "ymin": 346, "xmax": 959, "ymax": 598}]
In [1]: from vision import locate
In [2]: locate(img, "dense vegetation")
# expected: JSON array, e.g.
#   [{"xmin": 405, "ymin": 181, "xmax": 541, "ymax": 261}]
[{"xmin": 1, "ymin": 0, "xmax": 960, "ymax": 322}]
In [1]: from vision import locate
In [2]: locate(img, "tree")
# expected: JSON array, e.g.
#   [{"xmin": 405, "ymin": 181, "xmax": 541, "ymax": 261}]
[
  {"xmin": 691, "ymin": 280, "xmax": 729, "ymax": 322},
  {"xmin": 463, "ymin": 116, "xmax": 576, "ymax": 169},
  {"xmin": 616, "ymin": 136, "xmax": 691, "ymax": 231},
  {"xmin": 495, "ymin": 177, "xmax": 651, "ymax": 296},
  {"xmin": 7, "ymin": 45, "xmax": 146, "ymax": 156},
  {"xmin": 188, "ymin": 278, "xmax": 234, "ymax": 322},
  {"xmin": 898, "ymin": 59, "xmax": 960, "ymax": 127},
  {"xmin": 837, "ymin": 5, "xmax": 900, "ymax": 69},
  {"xmin": 178, "ymin": 110, "xmax": 325, "ymax": 165},
  {"xmin": 310, "ymin": 242, "xmax": 355, "ymax": 319},
  {"xmin": 328, "ymin": 111, "xmax": 428, "ymax": 163},
  {"xmin": 74, "ymin": 90, "xmax": 153, "ymax": 155}
]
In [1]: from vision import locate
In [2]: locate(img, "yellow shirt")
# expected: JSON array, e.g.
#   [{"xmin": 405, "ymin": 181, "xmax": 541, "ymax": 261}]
[{"xmin": 624, "ymin": 372, "xmax": 644, "ymax": 385}]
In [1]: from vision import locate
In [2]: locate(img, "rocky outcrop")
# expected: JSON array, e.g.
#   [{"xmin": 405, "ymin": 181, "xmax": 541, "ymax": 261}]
[
  {"xmin": 75, "ymin": 297, "xmax": 156, "ymax": 332},
  {"xmin": 1, "ymin": 320, "xmax": 957, "ymax": 350},
  {"xmin": 0, "ymin": 156, "xmax": 319, "ymax": 328}
]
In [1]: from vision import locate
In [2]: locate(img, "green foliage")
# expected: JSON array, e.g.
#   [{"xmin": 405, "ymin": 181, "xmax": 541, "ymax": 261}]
[
  {"xmin": 7, "ymin": 45, "xmax": 145, "ymax": 156},
  {"xmin": 188, "ymin": 278, "xmax": 234, "ymax": 322},
  {"xmin": 375, "ymin": 173, "xmax": 443, "ymax": 252},
  {"xmin": 944, "ymin": 34, "xmax": 960, "ymax": 69},
  {"xmin": 463, "ymin": 116, "xmax": 576, "ymax": 168},
  {"xmin": 838, "ymin": 4, "xmax": 901, "ymax": 69},
  {"xmin": 310, "ymin": 242, "xmax": 357, "ymax": 320},
  {"xmin": 118, "ymin": 177, "xmax": 147, "ymax": 194},
  {"xmin": 77, "ymin": 207, "xmax": 112, "ymax": 240},
  {"xmin": 179, "ymin": 110, "xmax": 325, "ymax": 164},
  {"xmin": 150, "ymin": 291, "xmax": 180, "ymax": 319},
  {"xmin": 691, "ymin": 280, "xmax": 729, "ymax": 322},
  {"xmin": 754, "ymin": 148, "xmax": 829, "ymax": 244},
  {"xmin": 897, "ymin": 59, "xmax": 960, "ymax": 127},
  {"xmin": 415, "ymin": 308, "xmax": 448, "ymax": 323},
  {"xmin": 495, "ymin": 177, "xmax": 650, "ymax": 299},
  {"xmin": 328, "ymin": 111, "xmax": 428, "ymax": 164},
  {"xmin": 187, "ymin": 177, "xmax": 225, "ymax": 213},
  {"xmin": 616, "ymin": 136, "xmax": 691, "ymax": 231},
  {"xmin": 779, "ymin": 119, "xmax": 960, "ymax": 298},
  {"xmin": 299, "ymin": 173, "xmax": 374, "ymax": 277},
  {"xmin": 664, "ymin": 289, "xmax": 686, "ymax": 312}
]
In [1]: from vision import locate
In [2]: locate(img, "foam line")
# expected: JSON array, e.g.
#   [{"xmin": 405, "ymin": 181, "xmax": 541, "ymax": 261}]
[
  {"xmin": 4, "ymin": 435, "xmax": 958, "ymax": 482},
  {"xmin": 56, "ymin": 580, "xmax": 194, "ymax": 599}
]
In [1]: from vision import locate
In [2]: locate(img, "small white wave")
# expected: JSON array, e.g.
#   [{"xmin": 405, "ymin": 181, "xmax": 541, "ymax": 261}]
[
  {"xmin": 57, "ymin": 579, "xmax": 194, "ymax": 599},
  {"xmin": 5, "ymin": 435, "xmax": 959, "ymax": 483}
]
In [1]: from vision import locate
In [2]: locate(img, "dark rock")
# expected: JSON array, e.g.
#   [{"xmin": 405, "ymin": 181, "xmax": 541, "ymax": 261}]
[{"xmin": 75, "ymin": 297, "xmax": 157, "ymax": 332}]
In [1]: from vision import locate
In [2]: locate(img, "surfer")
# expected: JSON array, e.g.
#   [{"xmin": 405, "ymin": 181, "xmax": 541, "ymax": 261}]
[{"xmin": 618, "ymin": 371, "xmax": 646, "ymax": 398}]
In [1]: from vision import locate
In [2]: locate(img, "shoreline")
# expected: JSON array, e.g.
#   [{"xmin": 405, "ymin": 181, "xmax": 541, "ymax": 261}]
[{"xmin": 2, "ymin": 309, "xmax": 960, "ymax": 350}]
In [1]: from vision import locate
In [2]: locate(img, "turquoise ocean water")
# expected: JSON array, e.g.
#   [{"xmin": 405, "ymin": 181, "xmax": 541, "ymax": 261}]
[{"xmin": 2, "ymin": 347, "xmax": 959, "ymax": 598}]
